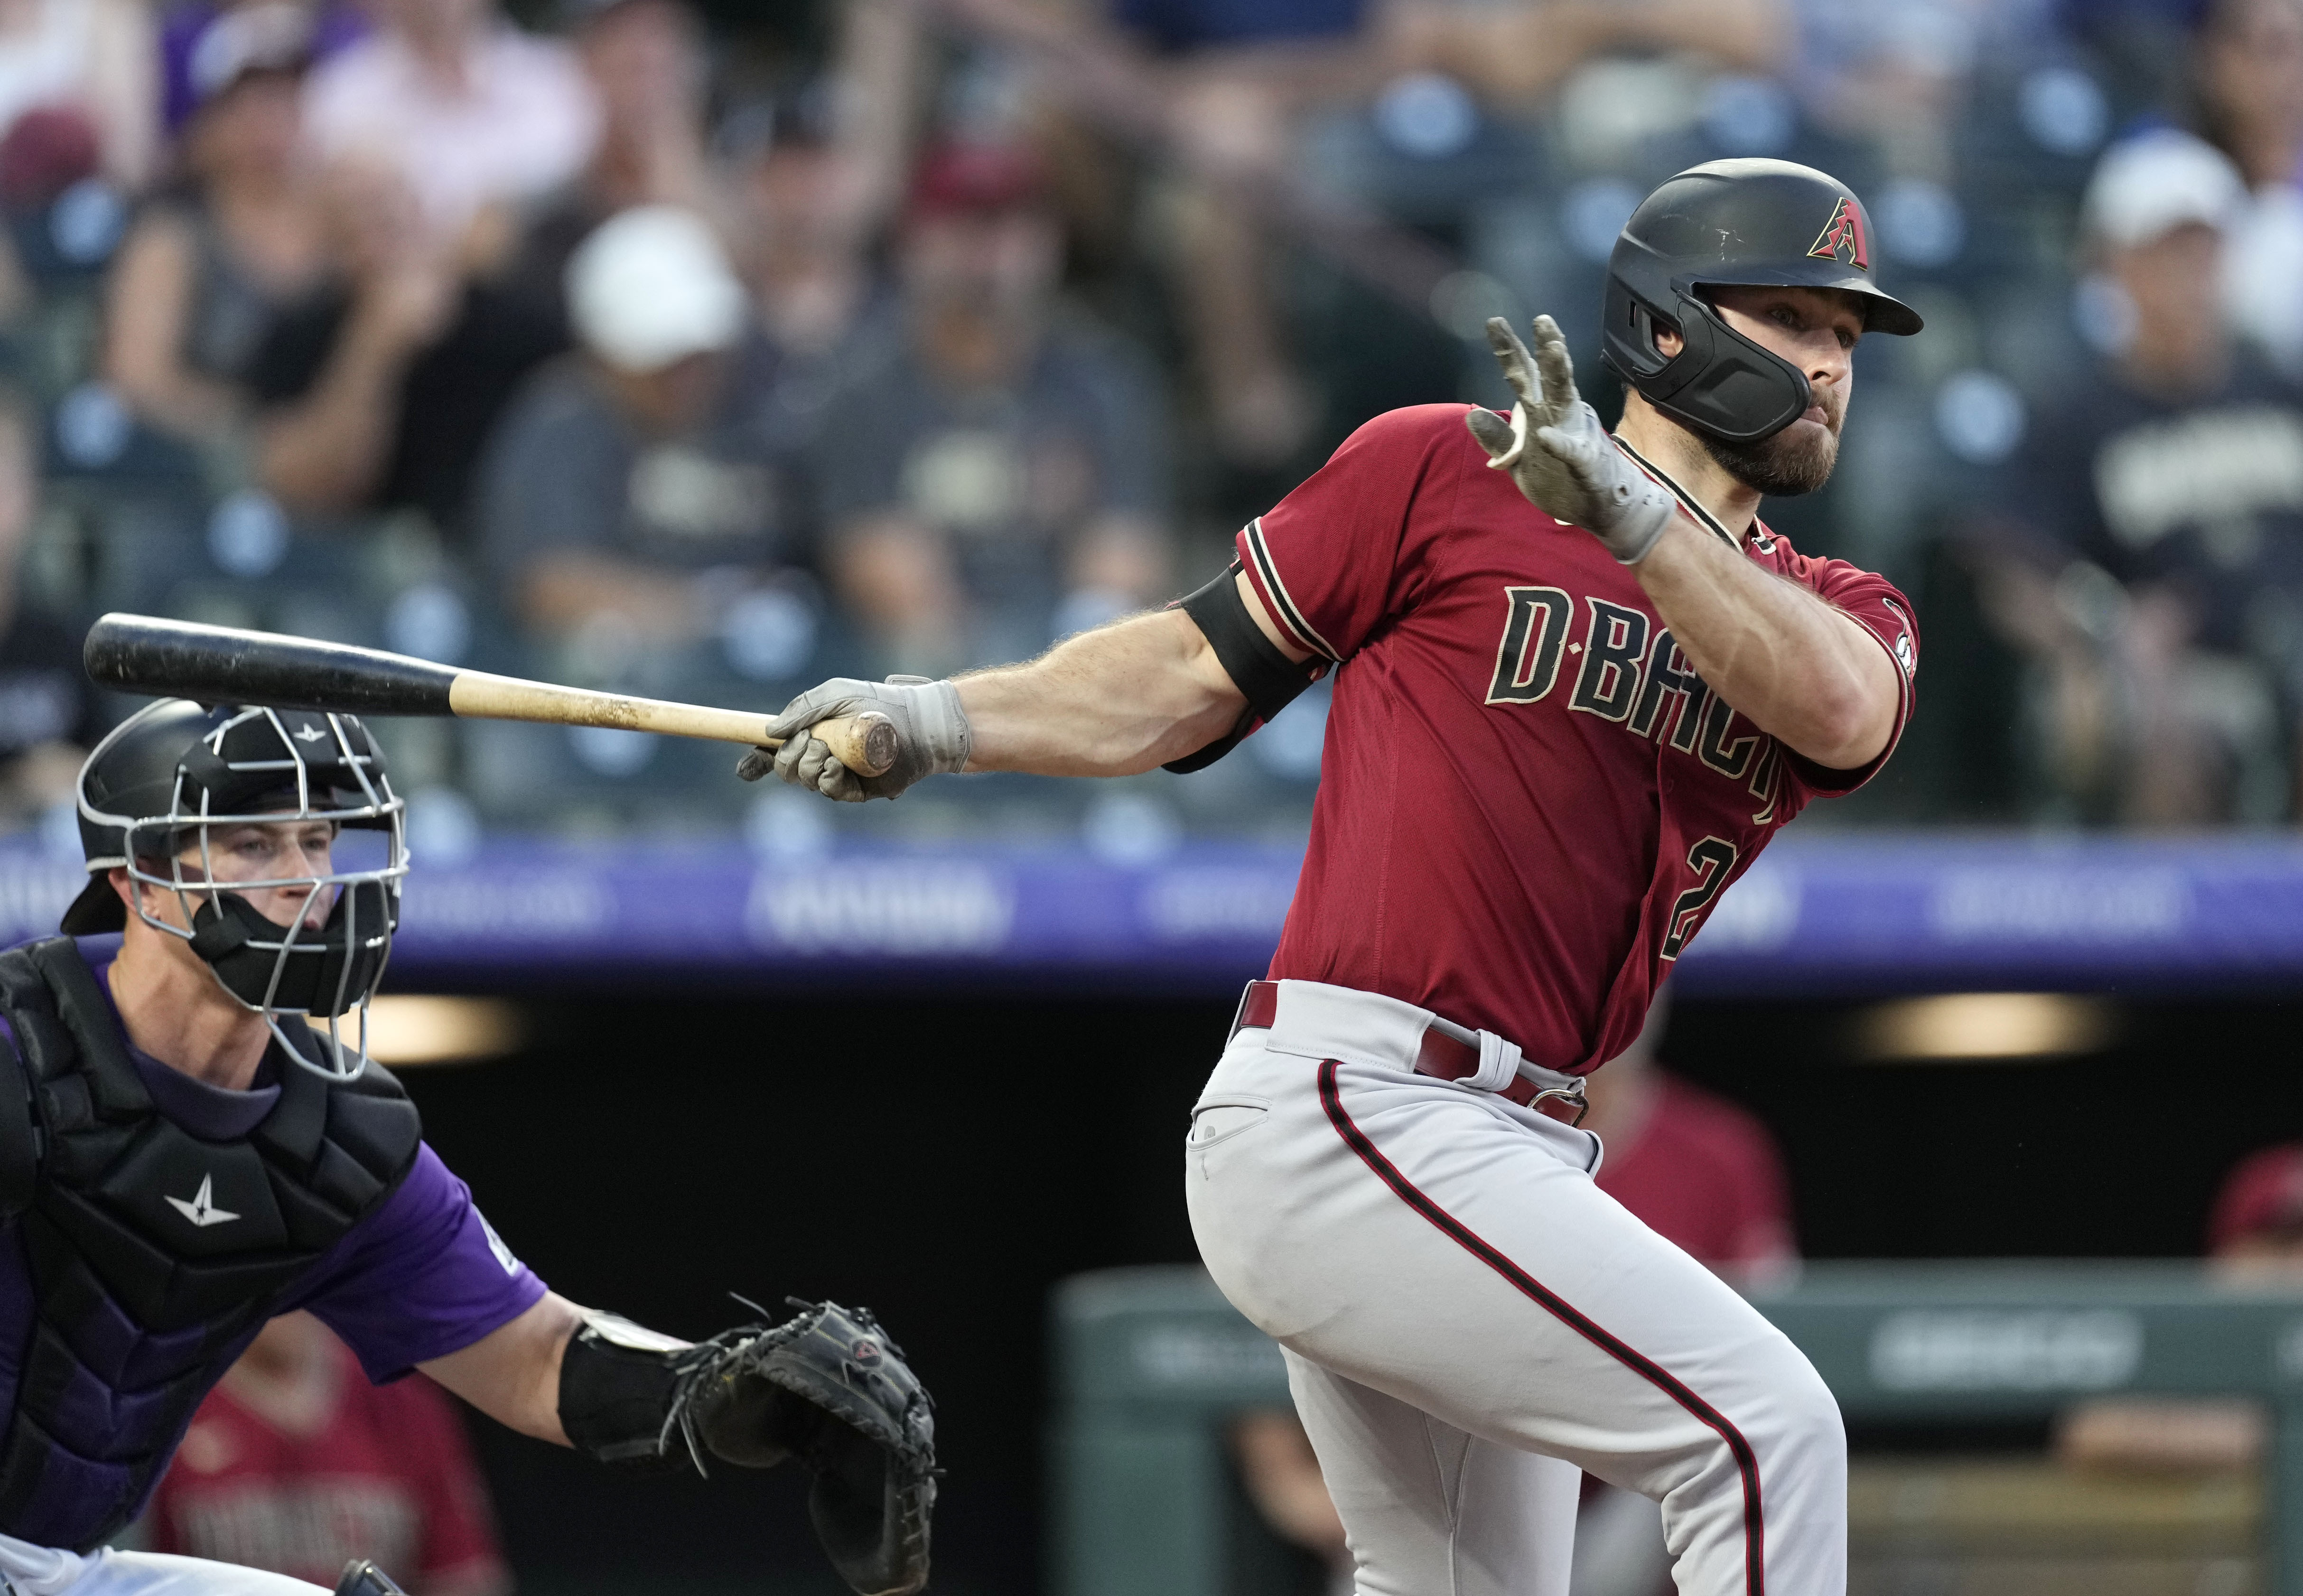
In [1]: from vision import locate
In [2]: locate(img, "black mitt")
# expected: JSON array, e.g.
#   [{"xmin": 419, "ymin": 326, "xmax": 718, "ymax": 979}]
[
  {"xmin": 687, "ymin": 1300, "xmax": 937, "ymax": 1596},
  {"xmin": 558, "ymin": 1297, "xmax": 937, "ymax": 1595}
]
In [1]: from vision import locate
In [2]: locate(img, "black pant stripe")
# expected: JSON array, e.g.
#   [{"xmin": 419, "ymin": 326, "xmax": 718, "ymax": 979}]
[{"xmin": 1316, "ymin": 1060, "xmax": 1769, "ymax": 1596}]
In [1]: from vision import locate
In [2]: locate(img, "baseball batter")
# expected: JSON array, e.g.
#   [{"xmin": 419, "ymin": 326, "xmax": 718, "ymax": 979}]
[
  {"xmin": 756, "ymin": 158, "xmax": 1921, "ymax": 1595},
  {"xmin": 0, "ymin": 701, "xmax": 935, "ymax": 1596}
]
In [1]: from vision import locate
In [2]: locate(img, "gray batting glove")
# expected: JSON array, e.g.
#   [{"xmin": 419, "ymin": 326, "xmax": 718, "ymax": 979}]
[
  {"xmin": 1465, "ymin": 315, "xmax": 1678, "ymax": 564},
  {"xmin": 736, "ymin": 674, "xmax": 972, "ymax": 802}
]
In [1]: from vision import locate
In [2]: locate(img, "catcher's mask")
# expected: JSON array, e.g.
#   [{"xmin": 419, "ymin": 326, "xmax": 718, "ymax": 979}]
[
  {"xmin": 1601, "ymin": 158, "xmax": 1923, "ymax": 445},
  {"xmin": 64, "ymin": 698, "xmax": 406, "ymax": 1080}
]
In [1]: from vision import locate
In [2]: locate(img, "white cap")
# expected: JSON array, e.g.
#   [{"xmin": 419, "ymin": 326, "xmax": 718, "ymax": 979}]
[
  {"xmin": 566, "ymin": 206, "xmax": 748, "ymax": 373},
  {"xmin": 187, "ymin": 1, "xmax": 312, "ymax": 105},
  {"xmin": 2082, "ymin": 129, "xmax": 2247, "ymax": 250}
]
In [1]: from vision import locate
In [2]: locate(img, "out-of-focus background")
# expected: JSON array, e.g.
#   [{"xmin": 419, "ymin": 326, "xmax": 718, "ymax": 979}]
[{"xmin": 3, "ymin": 0, "xmax": 2303, "ymax": 1590}]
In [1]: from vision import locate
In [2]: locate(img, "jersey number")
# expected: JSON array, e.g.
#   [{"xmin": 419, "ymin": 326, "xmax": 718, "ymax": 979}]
[{"xmin": 1660, "ymin": 836, "xmax": 1738, "ymax": 961}]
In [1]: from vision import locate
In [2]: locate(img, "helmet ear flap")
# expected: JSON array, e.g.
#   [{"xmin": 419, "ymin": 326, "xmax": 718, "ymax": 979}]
[
  {"xmin": 1622, "ymin": 300, "xmax": 1675, "ymax": 380},
  {"xmin": 1606, "ymin": 292, "xmax": 1812, "ymax": 445},
  {"xmin": 1602, "ymin": 269, "xmax": 1672, "ymax": 387}
]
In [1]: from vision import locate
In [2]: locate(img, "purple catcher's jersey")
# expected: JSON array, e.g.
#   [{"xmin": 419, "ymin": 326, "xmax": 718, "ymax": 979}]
[{"xmin": 0, "ymin": 945, "xmax": 547, "ymax": 1542}]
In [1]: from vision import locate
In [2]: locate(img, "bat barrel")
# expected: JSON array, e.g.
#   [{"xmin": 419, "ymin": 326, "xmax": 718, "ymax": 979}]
[{"xmin": 84, "ymin": 614, "xmax": 461, "ymax": 716}]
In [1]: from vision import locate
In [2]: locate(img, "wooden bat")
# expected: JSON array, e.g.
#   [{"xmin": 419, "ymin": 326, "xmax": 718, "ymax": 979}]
[{"xmin": 81, "ymin": 613, "xmax": 902, "ymax": 778}]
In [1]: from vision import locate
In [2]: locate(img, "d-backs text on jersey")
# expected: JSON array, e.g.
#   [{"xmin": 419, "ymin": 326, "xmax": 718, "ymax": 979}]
[{"xmin": 1484, "ymin": 585, "xmax": 1787, "ymax": 825}]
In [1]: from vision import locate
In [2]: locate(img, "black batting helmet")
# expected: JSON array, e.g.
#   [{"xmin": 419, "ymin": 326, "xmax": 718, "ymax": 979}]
[{"xmin": 1600, "ymin": 159, "xmax": 1923, "ymax": 445}]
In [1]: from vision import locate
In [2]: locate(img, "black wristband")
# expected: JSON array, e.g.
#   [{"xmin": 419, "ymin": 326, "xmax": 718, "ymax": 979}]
[
  {"xmin": 1163, "ymin": 564, "xmax": 1321, "ymax": 774},
  {"xmin": 558, "ymin": 1316, "xmax": 699, "ymax": 1472}
]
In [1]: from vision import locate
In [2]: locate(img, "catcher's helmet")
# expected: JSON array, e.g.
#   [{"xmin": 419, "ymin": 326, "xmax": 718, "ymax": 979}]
[
  {"xmin": 65, "ymin": 699, "xmax": 407, "ymax": 1078},
  {"xmin": 1600, "ymin": 159, "xmax": 1923, "ymax": 445}
]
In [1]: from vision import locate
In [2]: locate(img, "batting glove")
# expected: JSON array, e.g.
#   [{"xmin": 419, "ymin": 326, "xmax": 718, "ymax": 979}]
[
  {"xmin": 1466, "ymin": 315, "xmax": 1678, "ymax": 564},
  {"xmin": 738, "ymin": 675, "xmax": 972, "ymax": 802}
]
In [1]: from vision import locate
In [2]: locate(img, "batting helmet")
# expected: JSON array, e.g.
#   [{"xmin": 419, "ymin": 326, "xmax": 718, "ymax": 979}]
[
  {"xmin": 1600, "ymin": 159, "xmax": 1924, "ymax": 445},
  {"xmin": 65, "ymin": 699, "xmax": 407, "ymax": 1078}
]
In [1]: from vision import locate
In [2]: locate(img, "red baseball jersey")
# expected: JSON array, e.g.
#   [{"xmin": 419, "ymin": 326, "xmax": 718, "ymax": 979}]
[
  {"xmin": 1239, "ymin": 404, "xmax": 1917, "ymax": 1073},
  {"xmin": 149, "ymin": 1339, "xmax": 508, "ymax": 1590}
]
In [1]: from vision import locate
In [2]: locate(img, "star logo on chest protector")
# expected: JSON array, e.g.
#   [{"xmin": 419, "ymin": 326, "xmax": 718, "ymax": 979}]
[{"xmin": 166, "ymin": 1174, "xmax": 240, "ymax": 1229}]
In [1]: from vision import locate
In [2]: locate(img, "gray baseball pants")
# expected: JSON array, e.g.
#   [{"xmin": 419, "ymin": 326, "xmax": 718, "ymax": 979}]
[{"xmin": 1184, "ymin": 979, "xmax": 1846, "ymax": 1596}]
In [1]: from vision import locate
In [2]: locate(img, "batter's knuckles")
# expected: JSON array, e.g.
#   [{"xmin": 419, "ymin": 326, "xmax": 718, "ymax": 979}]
[
  {"xmin": 1483, "ymin": 316, "xmax": 1523, "ymax": 354},
  {"xmin": 772, "ymin": 681, "xmax": 869, "ymax": 733},
  {"xmin": 1484, "ymin": 324, "xmax": 1537, "ymax": 378},
  {"xmin": 1532, "ymin": 425, "xmax": 1585, "ymax": 462}
]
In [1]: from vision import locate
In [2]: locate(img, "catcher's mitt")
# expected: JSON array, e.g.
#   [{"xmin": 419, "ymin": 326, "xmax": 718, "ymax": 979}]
[{"xmin": 677, "ymin": 1299, "xmax": 938, "ymax": 1596}]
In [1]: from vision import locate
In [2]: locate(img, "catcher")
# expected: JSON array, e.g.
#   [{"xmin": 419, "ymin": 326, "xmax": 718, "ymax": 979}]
[{"xmin": 0, "ymin": 699, "xmax": 935, "ymax": 1596}]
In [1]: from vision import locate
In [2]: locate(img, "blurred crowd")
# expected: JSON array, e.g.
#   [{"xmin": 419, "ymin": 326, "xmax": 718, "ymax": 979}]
[{"xmin": 0, "ymin": 0, "xmax": 2300, "ymax": 844}]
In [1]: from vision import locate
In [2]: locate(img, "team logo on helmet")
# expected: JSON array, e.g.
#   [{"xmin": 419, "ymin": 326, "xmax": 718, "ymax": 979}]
[{"xmin": 1806, "ymin": 197, "xmax": 1869, "ymax": 270}]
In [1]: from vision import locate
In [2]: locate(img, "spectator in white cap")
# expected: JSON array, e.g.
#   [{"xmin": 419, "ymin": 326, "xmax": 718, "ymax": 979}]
[
  {"xmin": 1965, "ymin": 126, "xmax": 2303, "ymax": 827},
  {"xmin": 476, "ymin": 204, "xmax": 817, "ymax": 694},
  {"xmin": 567, "ymin": 202, "xmax": 743, "ymax": 374},
  {"xmin": 2080, "ymin": 129, "xmax": 2248, "ymax": 394}
]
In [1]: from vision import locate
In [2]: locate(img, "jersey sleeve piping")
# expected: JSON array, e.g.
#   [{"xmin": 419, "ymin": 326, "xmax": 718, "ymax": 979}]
[
  {"xmin": 1239, "ymin": 516, "xmax": 1343, "ymax": 662},
  {"xmin": 1612, "ymin": 435, "xmax": 1740, "ymax": 551},
  {"xmin": 1782, "ymin": 598, "xmax": 1913, "ymax": 796}
]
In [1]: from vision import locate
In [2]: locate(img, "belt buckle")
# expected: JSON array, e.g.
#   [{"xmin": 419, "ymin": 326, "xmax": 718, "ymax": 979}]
[{"xmin": 1529, "ymin": 1080, "xmax": 1589, "ymax": 1129}]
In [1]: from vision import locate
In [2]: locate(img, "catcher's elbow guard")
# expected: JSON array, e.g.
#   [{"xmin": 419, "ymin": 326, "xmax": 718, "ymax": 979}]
[{"xmin": 558, "ymin": 1312, "xmax": 713, "ymax": 1471}]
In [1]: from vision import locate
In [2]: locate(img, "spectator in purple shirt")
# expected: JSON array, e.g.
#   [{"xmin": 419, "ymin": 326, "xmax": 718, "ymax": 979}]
[{"xmin": 0, "ymin": 698, "xmax": 933, "ymax": 1596}]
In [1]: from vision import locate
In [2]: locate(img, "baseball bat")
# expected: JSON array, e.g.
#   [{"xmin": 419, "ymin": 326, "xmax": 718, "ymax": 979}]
[{"xmin": 81, "ymin": 613, "xmax": 902, "ymax": 778}]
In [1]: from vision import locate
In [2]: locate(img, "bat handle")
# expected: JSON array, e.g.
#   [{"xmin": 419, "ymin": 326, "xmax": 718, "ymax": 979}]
[{"xmin": 801, "ymin": 711, "xmax": 901, "ymax": 778}]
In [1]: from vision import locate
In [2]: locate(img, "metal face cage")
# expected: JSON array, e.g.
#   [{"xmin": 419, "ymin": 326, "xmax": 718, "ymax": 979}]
[{"xmin": 81, "ymin": 703, "xmax": 409, "ymax": 1080}]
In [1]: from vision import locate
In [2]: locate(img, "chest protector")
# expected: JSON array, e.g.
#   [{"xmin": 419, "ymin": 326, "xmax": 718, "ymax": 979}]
[{"xmin": 0, "ymin": 938, "xmax": 421, "ymax": 1550}]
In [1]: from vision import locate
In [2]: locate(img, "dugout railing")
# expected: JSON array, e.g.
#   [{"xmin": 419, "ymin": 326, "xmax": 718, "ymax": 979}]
[{"xmin": 1050, "ymin": 1262, "xmax": 2303, "ymax": 1596}]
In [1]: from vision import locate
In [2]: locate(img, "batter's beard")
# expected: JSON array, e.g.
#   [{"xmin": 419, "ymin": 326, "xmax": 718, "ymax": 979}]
[{"xmin": 1701, "ymin": 419, "xmax": 1840, "ymax": 498}]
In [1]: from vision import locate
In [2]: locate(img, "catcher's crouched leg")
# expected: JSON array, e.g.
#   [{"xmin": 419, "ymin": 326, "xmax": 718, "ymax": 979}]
[{"xmin": 557, "ymin": 1299, "xmax": 938, "ymax": 1596}]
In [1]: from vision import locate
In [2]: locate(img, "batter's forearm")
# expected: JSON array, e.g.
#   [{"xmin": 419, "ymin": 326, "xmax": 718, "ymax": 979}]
[
  {"xmin": 958, "ymin": 609, "xmax": 1247, "ymax": 776},
  {"xmin": 1633, "ymin": 515, "xmax": 1898, "ymax": 769}
]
